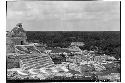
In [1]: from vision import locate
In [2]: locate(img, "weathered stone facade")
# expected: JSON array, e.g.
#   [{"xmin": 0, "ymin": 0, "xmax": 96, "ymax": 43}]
[{"xmin": 6, "ymin": 23, "xmax": 27, "ymax": 53}]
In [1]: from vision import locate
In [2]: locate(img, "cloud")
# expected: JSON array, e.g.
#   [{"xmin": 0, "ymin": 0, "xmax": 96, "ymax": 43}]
[{"xmin": 7, "ymin": 1, "xmax": 120, "ymax": 31}]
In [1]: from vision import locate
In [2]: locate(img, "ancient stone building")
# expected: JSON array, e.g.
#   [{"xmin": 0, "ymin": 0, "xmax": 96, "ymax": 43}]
[
  {"xmin": 70, "ymin": 42, "xmax": 85, "ymax": 46},
  {"xmin": 6, "ymin": 23, "xmax": 27, "ymax": 53}
]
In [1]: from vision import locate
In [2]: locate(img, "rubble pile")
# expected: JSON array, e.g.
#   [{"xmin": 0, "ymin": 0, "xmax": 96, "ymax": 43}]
[
  {"xmin": 7, "ymin": 45, "xmax": 120, "ymax": 81},
  {"xmin": 98, "ymin": 73, "xmax": 120, "ymax": 82},
  {"xmin": 7, "ymin": 46, "xmax": 120, "ymax": 81}
]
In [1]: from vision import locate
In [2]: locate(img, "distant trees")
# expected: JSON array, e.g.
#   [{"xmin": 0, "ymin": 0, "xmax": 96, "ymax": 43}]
[{"xmin": 26, "ymin": 31, "xmax": 120, "ymax": 59}]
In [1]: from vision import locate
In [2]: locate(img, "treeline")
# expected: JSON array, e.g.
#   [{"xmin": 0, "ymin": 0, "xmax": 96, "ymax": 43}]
[{"xmin": 26, "ymin": 31, "xmax": 120, "ymax": 59}]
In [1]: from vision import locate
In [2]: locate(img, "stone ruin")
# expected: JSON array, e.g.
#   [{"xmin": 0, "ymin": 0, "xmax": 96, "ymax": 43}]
[
  {"xmin": 19, "ymin": 53, "xmax": 55, "ymax": 70},
  {"xmin": 6, "ymin": 23, "xmax": 27, "ymax": 53},
  {"xmin": 7, "ymin": 23, "xmax": 55, "ymax": 71},
  {"xmin": 15, "ymin": 45, "xmax": 55, "ymax": 70}
]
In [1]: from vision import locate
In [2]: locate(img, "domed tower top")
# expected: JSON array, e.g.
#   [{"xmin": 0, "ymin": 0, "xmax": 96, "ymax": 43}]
[
  {"xmin": 11, "ymin": 23, "xmax": 26, "ymax": 37},
  {"xmin": 16, "ymin": 23, "xmax": 22, "ymax": 27}
]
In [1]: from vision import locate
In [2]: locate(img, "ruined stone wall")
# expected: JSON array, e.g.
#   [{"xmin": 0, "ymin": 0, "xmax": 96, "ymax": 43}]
[
  {"xmin": 6, "ymin": 24, "xmax": 27, "ymax": 53},
  {"xmin": 6, "ymin": 37, "xmax": 15, "ymax": 53},
  {"xmin": 11, "ymin": 37, "xmax": 27, "ymax": 45}
]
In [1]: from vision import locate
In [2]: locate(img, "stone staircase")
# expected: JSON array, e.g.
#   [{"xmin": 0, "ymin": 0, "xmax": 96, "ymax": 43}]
[
  {"xmin": 19, "ymin": 53, "xmax": 55, "ymax": 70},
  {"xmin": 15, "ymin": 45, "xmax": 54, "ymax": 71}
]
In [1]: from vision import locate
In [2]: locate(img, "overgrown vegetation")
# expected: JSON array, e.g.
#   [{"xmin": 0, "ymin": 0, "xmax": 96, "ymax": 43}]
[{"xmin": 26, "ymin": 31, "xmax": 120, "ymax": 59}]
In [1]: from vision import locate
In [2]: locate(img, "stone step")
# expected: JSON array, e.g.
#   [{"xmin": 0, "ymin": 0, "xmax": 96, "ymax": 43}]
[
  {"xmin": 22, "ymin": 60, "xmax": 53, "ymax": 68},
  {"xmin": 34, "ymin": 63, "xmax": 55, "ymax": 69},
  {"xmin": 23, "ymin": 61, "xmax": 54, "ymax": 70},
  {"xmin": 19, "ymin": 54, "xmax": 48, "ymax": 60},
  {"xmin": 21, "ymin": 56, "xmax": 51, "ymax": 64}
]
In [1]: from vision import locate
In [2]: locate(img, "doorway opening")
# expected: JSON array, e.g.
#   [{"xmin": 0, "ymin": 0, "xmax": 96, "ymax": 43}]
[{"xmin": 21, "ymin": 41, "xmax": 23, "ymax": 45}]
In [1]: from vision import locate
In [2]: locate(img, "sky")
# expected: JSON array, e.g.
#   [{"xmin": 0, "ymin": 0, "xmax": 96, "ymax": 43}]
[{"xmin": 6, "ymin": 1, "xmax": 120, "ymax": 31}]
